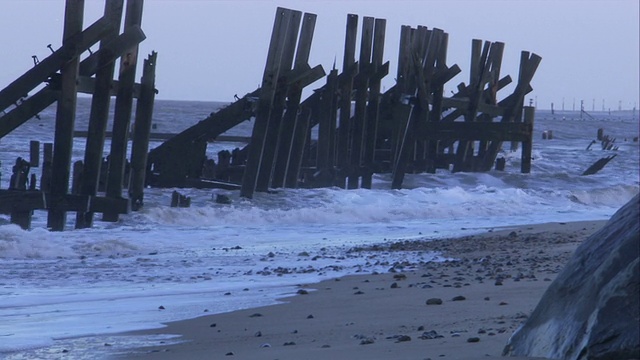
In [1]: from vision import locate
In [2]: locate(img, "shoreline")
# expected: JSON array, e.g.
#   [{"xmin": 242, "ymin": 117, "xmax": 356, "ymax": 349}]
[{"xmin": 110, "ymin": 220, "xmax": 606, "ymax": 360}]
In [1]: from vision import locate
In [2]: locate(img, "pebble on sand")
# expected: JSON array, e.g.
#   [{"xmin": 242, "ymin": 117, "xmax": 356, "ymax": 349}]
[{"xmin": 426, "ymin": 298, "xmax": 443, "ymax": 305}]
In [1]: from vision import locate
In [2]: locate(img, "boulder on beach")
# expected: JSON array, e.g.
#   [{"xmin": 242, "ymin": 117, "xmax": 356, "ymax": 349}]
[{"xmin": 503, "ymin": 194, "xmax": 640, "ymax": 360}]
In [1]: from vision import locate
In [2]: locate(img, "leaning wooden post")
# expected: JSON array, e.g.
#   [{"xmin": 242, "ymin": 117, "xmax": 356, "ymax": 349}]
[
  {"xmin": 521, "ymin": 106, "xmax": 534, "ymax": 173},
  {"xmin": 129, "ymin": 51, "xmax": 157, "ymax": 210},
  {"xmin": 76, "ymin": 0, "xmax": 124, "ymax": 229},
  {"xmin": 47, "ymin": 0, "xmax": 84, "ymax": 231},
  {"xmin": 255, "ymin": 10, "xmax": 302, "ymax": 192},
  {"xmin": 103, "ymin": 0, "xmax": 143, "ymax": 221},
  {"xmin": 241, "ymin": 8, "xmax": 294, "ymax": 199},
  {"xmin": 272, "ymin": 12, "xmax": 317, "ymax": 189}
]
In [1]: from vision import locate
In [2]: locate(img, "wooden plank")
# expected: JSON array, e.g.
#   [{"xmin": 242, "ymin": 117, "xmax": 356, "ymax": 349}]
[
  {"xmin": 76, "ymin": 0, "xmax": 125, "ymax": 229},
  {"xmin": 129, "ymin": 51, "xmax": 157, "ymax": 211},
  {"xmin": 272, "ymin": 12, "xmax": 318, "ymax": 188},
  {"xmin": 361, "ymin": 18, "xmax": 387, "ymax": 189},
  {"xmin": 335, "ymin": 13, "xmax": 358, "ymax": 188},
  {"xmin": 314, "ymin": 69, "xmax": 339, "ymax": 187},
  {"xmin": 521, "ymin": 106, "xmax": 534, "ymax": 173},
  {"xmin": 284, "ymin": 107, "xmax": 312, "ymax": 188},
  {"xmin": 348, "ymin": 16, "xmax": 374, "ymax": 189},
  {"xmin": 0, "ymin": 16, "xmax": 111, "ymax": 113},
  {"xmin": 103, "ymin": 0, "xmax": 144, "ymax": 221},
  {"xmin": 418, "ymin": 121, "xmax": 532, "ymax": 142},
  {"xmin": 29, "ymin": 140, "xmax": 40, "ymax": 168},
  {"xmin": 47, "ymin": 0, "xmax": 85, "ymax": 231},
  {"xmin": 0, "ymin": 26, "xmax": 145, "ymax": 140},
  {"xmin": 240, "ymin": 7, "xmax": 295, "ymax": 198},
  {"xmin": 0, "ymin": 88, "xmax": 58, "ymax": 139},
  {"xmin": 255, "ymin": 9, "xmax": 302, "ymax": 192}
]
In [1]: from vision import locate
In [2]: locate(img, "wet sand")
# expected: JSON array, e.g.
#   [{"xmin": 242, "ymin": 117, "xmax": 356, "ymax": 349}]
[{"xmin": 114, "ymin": 220, "xmax": 605, "ymax": 360}]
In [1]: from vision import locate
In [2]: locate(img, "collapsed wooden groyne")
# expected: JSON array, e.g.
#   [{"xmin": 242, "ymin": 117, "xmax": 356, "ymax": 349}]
[
  {"xmin": 148, "ymin": 7, "xmax": 540, "ymax": 198},
  {"xmin": 1, "ymin": 2, "xmax": 540, "ymax": 230}
]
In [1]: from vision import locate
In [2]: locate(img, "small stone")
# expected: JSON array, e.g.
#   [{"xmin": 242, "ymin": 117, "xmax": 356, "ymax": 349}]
[
  {"xmin": 495, "ymin": 280, "xmax": 503, "ymax": 286},
  {"xmin": 395, "ymin": 335, "xmax": 411, "ymax": 342},
  {"xmin": 390, "ymin": 282, "xmax": 399, "ymax": 289},
  {"xmin": 360, "ymin": 338, "xmax": 375, "ymax": 345},
  {"xmin": 158, "ymin": 305, "xmax": 165, "ymax": 310},
  {"xmin": 478, "ymin": 329, "xmax": 487, "ymax": 334},
  {"xmin": 467, "ymin": 337, "xmax": 480, "ymax": 343},
  {"xmin": 225, "ymin": 352, "xmax": 234, "ymax": 356},
  {"xmin": 283, "ymin": 341, "xmax": 296, "ymax": 346},
  {"xmin": 452, "ymin": 295, "xmax": 466, "ymax": 301},
  {"xmin": 484, "ymin": 297, "xmax": 490, "ymax": 301},
  {"xmin": 297, "ymin": 289, "xmax": 309, "ymax": 295},
  {"xmin": 307, "ymin": 314, "xmax": 314, "ymax": 319},
  {"xmin": 499, "ymin": 301, "xmax": 508, "ymax": 306},
  {"xmin": 426, "ymin": 298, "xmax": 443, "ymax": 305},
  {"xmin": 249, "ymin": 313, "xmax": 263, "ymax": 318},
  {"xmin": 508, "ymin": 231, "xmax": 518, "ymax": 238},
  {"xmin": 321, "ymin": 344, "xmax": 331, "ymax": 348},
  {"xmin": 354, "ymin": 290, "xmax": 365, "ymax": 295},
  {"xmin": 419, "ymin": 330, "xmax": 444, "ymax": 339},
  {"xmin": 210, "ymin": 323, "xmax": 217, "ymax": 327},
  {"xmin": 393, "ymin": 274, "xmax": 407, "ymax": 280},
  {"xmin": 254, "ymin": 331, "xmax": 262, "ymax": 337}
]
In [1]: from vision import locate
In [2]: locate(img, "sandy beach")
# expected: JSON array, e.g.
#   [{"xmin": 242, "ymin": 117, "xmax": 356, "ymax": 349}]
[{"xmin": 114, "ymin": 220, "xmax": 606, "ymax": 360}]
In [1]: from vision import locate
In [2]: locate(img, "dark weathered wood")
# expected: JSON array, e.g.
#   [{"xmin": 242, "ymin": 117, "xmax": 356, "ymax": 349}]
[
  {"xmin": 0, "ymin": 16, "xmax": 111, "ymax": 113},
  {"xmin": 272, "ymin": 12, "xmax": 318, "ymax": 189},
  {"xmin": 0, "ymin": 26, "xmax": 146, "ymax": 140},
  {"xmin": 129, "ymin": 51, "xmax": 157, "ymax": 211},
  {"xmin": 314, "ymin": 69, "xmax": 339, "ymax": 187},
  {"xmin": 255, "ymin": 10, "xmax": 302, "ymax": 192},
  {"xmin": 284, "ymin": 107, "xmax": 312, "ymax": 188},
  {"xmin": 47, "ymin": 0, "xmax": 85, "ymax": 231},
  {"xmin": 241, "ymin": 7, "xmax": 295, "ymax": 198},
  {"xmin": 103, "ymin": 0, "xmax": 144, "ymax": 221},
  {"xmin": 347, "ymin": 16, "xmax": 374, "ymax": 189},
  {"xmin": 335, "ymin": 13, "xmax": 358, "ymax": 188},
  {"xmin": 76, "ymin": 0, "xmax": 125, "ymax": 229},
  {"xmin": 41, "ymin": 143, "xmax": 53, "ymax": 192},
  {"xmin": 29, "ymin": 140, "xmax": 40, "ymax": 168},
  {"xmin": 361, "ymin": 18, "xmax": 387, "ymax": 189},
  {"xmin": 521, "ymin": 106, "xmax": 535, "ymax": 173}
]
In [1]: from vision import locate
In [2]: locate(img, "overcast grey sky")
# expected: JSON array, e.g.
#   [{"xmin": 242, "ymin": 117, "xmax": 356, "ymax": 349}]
[{"xmin": 2, "ymin": 0, "xmax": 638, "ymax": 110}]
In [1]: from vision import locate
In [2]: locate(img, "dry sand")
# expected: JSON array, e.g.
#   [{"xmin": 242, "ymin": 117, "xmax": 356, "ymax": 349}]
[{"xmin": 114, "ymin": 220, "xmax": 605, "ymax": 360}]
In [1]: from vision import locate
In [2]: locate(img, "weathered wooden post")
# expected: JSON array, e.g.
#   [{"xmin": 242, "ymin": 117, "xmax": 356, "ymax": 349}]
[
  {"xmin": 335, "ymin": 14, "xmax": 358, "ymax": 188},
  {"xmin": 255, "ymin": 10, "xmax": 302, "ymax": 192},
  {"xmin": 29, "ymin": 140, "xmax": 40, "ymax": 168},
  {"xmin": 104, "ymin": 0, "xmax": 143, "ymax": 221},
  {"xmin": 347, "ymin": 16, "xmax": 374, "ymax": 189},
  {"xmin": 241, "ymin": 7, "xmax": 297, "ymax": 198},
  {"xmin": 271, "ymin": 12, "xmax": 317, "ymax": 189},
  {"xmin": 361, "ymin": 18, "xmax": 387, "ymax": 189},
  {"xmin": 315, "ymin": 69, "xmax": 339, "ymax": 187},
  {"xmin": 521, "ymin": 106, "xmax": 534, "ymax": 173},
  {"xmin": 76, "ymin": 0, "xmax": 125, "ymax": 228},
  {"xmin": 129, "ymin": 51, "xmax": 157, "ymax": 211},
  {"xmin": 47, "ymin": 0, "xmax": 84, "ymax": 231}
]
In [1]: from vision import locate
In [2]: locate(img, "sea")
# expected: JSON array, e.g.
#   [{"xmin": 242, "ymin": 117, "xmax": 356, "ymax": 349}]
[{"xmin": 1, "ymin": 97, "xmax": 638, "ymax": 359}]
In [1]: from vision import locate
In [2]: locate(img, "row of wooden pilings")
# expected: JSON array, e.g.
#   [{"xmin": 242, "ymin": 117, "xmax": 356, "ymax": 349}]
[
  {"xmin": 0, "ymin": 0, "xmax": 156, "ymax": 230},
  {"xmin": 146, "ymin": 7, "xmax": 540, "ymax": 199}
]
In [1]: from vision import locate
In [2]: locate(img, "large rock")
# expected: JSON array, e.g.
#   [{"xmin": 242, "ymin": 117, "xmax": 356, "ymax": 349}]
[{"xmin": 504, "ymin": 194, "xmax": 640, "ymax": 360}]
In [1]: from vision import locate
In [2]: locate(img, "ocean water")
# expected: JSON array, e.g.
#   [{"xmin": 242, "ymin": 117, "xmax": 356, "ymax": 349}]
[{"xmin": 0, "ymin": 98, "xmax": 638, "ymax": 358}]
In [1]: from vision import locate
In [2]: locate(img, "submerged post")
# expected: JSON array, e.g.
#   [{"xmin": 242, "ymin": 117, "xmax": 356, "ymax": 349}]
[
  {"xmin": 521, "ymin": 106, "xmax": 534, "ymax": 173},
  {"xmin": 103, "ymin": 0, "xmax": 143, "ymax": 221},
  {"xmin": 129, "ymin": 51, "xmax": 158, "ymax": 210}
]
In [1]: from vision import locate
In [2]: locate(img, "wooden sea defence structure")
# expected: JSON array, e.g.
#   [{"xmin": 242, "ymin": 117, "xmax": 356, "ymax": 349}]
[
  {"xmin": 1, "ymin": 5, "xmax": 540, "ymax": 230},
  {"xmin": 0, "ymin": 0, "xmax": 155, "ymax": 230},
  {"xmin": 147, "ymin": 7, "xmax": 540, "ymax": 198}
]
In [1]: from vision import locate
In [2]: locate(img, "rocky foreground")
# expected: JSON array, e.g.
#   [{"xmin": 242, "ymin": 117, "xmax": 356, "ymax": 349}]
[{"xmin": 116, "ymin": 221, "xmax": 605, "ymax": 360}]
